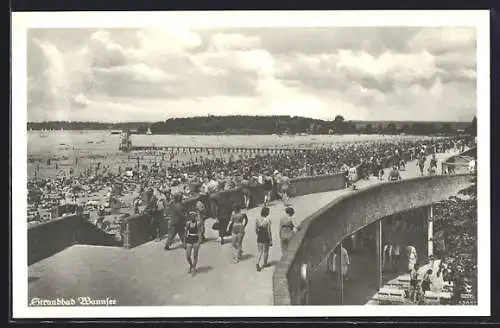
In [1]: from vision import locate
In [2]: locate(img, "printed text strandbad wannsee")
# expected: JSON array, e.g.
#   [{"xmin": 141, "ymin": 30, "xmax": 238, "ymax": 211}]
[{"xmin": 29, "ymin": 297, "xmax": 117, "ymax": 306}]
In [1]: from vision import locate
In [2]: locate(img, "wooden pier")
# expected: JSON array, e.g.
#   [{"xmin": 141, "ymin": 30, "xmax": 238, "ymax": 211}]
[{"xmin": 128, "ymin": 145, "xmax": 323, "ymax": 153}]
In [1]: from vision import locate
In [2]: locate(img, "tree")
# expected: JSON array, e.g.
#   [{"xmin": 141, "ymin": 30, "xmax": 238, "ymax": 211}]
[
  {"xmin": 334, "ymin": 115, "xmax": 345, "ymax": 122},
  {"xmin": 434, "ymin": 173, "xmax": 477, "ymax": 303},
  {"xmin": 309, "ymin": 123, "xmax": 316, "ymax": 134},
  {"xmin": 343, "ymin": 121, "xmax": 357, "ymax": 134},
  {"xmin": 412, "ymin": 122, "xmax": 437, "ymax": 135},
  {"xmin": 402, "ymin": 124, "xmax": 411, "ymax": 134},
  {"xmin": 385, "ymin": 122, "xmax": 397, "ymax": 135},
  {"xmin": 377, "ymin": 124, "xmax": 384, "ymax": 134},
  {"xmin": 364, "ymin": 123, "xmax": 373, "ymax": 134},
  {"xmin": 332, "ymin": 115, "xmax": 346, "ymax": 134},
  {"xmin": 466, "ymin": 116, "xmax": 477, "ymax": 136},
  {"xmin": 441, "ymin": 123, "xmax": 454, "ymax": 135}
]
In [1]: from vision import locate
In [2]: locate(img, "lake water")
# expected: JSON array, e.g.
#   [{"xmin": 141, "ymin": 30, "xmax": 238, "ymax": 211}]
[{"xmin": 28, "ymin": 131, "xmax": 433, "ymax": 157}]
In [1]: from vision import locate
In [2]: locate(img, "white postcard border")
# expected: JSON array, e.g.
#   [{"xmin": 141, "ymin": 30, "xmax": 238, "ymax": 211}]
[{"xmin": 11, "ymin": 10, "xmax": 491, "ymax": 318}]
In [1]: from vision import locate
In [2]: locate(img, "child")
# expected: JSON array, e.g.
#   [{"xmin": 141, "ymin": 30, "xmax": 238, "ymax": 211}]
[{"xmin": 409, "ymin": 266, "xmax": 419, "ymax": 303}]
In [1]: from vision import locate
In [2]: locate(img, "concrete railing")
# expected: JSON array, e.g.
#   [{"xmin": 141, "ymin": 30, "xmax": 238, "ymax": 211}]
[
  {"xmin": 28, "ymin": 214, "xmax": 123, "ymax": 265},
  {"xmin": 27, "ymin": 172, "xmax": 350, "ymax": 256},
  {"xmin": 28, "ymin": 215, "xmax": 81, "ymax": 265},
  {"xmin": 272, "ymin": 173, "xmax": 474, "ymax": 305}
]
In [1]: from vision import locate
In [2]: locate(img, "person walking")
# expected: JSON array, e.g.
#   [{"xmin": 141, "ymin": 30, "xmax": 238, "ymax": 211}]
[
  {"xmin": 217, "ymin": 191, "xmax": 232, "ymax": 246},
  {"xmin": 332, "ymin": 245, "xmax": 350, "ymax": 281},
  {"xmin": 392, "ymin": 243, "xmax": 401, "ymax": 273},
  {"xmin": 240, "ymin": 176, "xmax": 251, "ymax": 209},
  {"xmin": 388, "ymin": 165, "xmax": 402, "ymax": 182},
  {"xmin": 341, "ymin": 163, "xmax": 350, "ymax": 187},
  {"xmin": 417, "ymin": 155, "xmax": 426, "ymax": 176},
  {"xmin": 208, "ymin": 176, "xmax": 220, "ymax": 219},
  {"xmin": 185, "ymin": 211, "xmax": 203, "ymax": 276},
  {"xmin": 348, "ymin": 164, "xmax": 357, "ymax": 190},
  {"xmin": 427, "ymin": 154, "xmax": 437, "ymax": 176},
  {"xmin": 263, "ymin": 172, "xmax": 273, "ymax": 206},
  {"xmin": 146, "ymin": 189, "xmax": 160, "ymax": 241},
  {"xmin": 383, "ymin": 242, "xmax": 393, "ymax": 271},
  {"xmin": 406, "ymin": 245, "xmax": 418, "ymax": 271},
  {"xmin": 255, "ymin": 206, "xmax": 273, "ymax": 272},
  {"xmin": 279, "ymin": 174, "xmax": 291, "ymax": 206},
  {"xmin": 227, "ymin": 204, "xmax": 248, "ymax": 263},
  {"xmin": 279, "ymin": 207, "xmax": 298, "ymax": 256},
  {"xmin": 155, "ymin": 190, "xmax": 167, "ymax": 240},
  {"xmin": 164, "ymin": 193, "xmax": 186, "ymax": 250},
  {"xmin": 409, "ymin": 266, "xmax": 419, "ymax": 303},
  {"xmin": 196, "ymin": 193, "xmax": 208, "ymax": 242},
  {"xmin": 420, "ymin": 269, "xmax": 433, "ymax": 297},
  {"xmin": 377, "ymin": 159, "xmax": 384, "ymax": 180}
]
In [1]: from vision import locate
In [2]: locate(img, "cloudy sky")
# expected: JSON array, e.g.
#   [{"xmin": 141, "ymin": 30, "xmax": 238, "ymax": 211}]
[{"xmin": 27, "ymin": 27, "xmax": 476, "ymax": 122}]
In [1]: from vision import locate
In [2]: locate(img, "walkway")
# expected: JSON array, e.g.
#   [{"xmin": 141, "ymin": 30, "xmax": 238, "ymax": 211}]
[{"xmin": 28, "ymin": 151, "xmax": 460, "ymax": 306}]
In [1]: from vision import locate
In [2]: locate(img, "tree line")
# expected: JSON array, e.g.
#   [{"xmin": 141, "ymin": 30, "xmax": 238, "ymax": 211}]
[
  {"xmin": 27, "ymin": 115, "xmax": 476, "ymax": 136},
  {"xmin": 27, "ymin": 121, "xmax": 150, "ymax": 131}
]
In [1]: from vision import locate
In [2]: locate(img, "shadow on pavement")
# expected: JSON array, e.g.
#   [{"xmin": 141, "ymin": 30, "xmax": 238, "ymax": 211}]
[
  {"xmin": 240, "ymin": 254, "xmax": 254, "ymax": 261},
  {"xmin": 266, "ymin": 260, "xmax": 279, "ymax": 267},
  {"xmin": 196, "ymin": 266, "xmax": 213, "ymax": 274}
]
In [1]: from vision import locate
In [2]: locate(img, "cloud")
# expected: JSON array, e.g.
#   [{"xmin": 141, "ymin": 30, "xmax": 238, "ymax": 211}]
[
  {"xmin": 27, "ymin": 27, "xmax": 477, "ymax": 122},
  {"xmin": 407, "ymin": 27, "xmax": 476, "ymax": 54},
  {"xmin": 209, "ymin": 33, "xmax": 261, "ymax": 51},
  {"xmin": 70, "ymin": 93, "xmax": 91, "ymax": 109}
]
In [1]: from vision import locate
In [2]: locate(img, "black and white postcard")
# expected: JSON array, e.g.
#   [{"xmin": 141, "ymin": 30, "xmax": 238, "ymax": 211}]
[{"xmin": 11, "ymin": 10, "xmax": 491, "ymax": 318}]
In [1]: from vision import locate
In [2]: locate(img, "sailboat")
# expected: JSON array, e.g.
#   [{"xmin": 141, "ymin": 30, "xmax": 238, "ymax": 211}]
[{"xmin": 146, "ymin": 127, "xmax": 152, "ymax": 135}]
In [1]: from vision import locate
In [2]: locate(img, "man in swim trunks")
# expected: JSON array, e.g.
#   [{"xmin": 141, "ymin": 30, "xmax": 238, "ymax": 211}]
[
  {"xmin": 263, "ymin": 171, "xmax": 274, "ymax": 206},
  {"xmin": 279, "ymin": 174, "xmax": 291, "ymax": 206}
]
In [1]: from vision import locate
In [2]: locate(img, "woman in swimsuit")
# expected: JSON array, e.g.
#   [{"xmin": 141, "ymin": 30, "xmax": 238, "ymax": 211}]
[
  {"xmin": 185, "ymin": 211, "xmax": 202, "ymax": 276},
  {"xmin": 279, "ymin": 207, "xmax": 298, "ymax": 255},
  {"xmin": 227, "ymin": 204, "xmax": 248, "ymax": 263},
  {"xmin": 255, "ymin": 206, "xmax": 273, "ymax": 272}
]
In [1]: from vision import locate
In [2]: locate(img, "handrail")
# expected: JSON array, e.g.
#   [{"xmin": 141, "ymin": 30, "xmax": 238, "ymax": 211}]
[{"xmin": 272, "ymin": 173, "xmax": 474, "ymax": 305}]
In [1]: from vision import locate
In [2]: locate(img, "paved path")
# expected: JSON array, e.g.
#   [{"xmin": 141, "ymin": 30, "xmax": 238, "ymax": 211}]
[{"xmin": 28, "ymin": 151, "xmax": 460, "ymax": 306}]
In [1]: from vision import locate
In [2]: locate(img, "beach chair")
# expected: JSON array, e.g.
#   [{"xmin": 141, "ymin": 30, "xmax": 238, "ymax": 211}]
[
  {"xmin": 372, "ymin": 287, "xmax": 406, "ymax": 304},
  {"xmin": 439, "ymin": 291, "xmax": 453, "ymax": 305},
  {"xmin": 423, "ymin": 291, "xmax": 440, "ymax": 305}
]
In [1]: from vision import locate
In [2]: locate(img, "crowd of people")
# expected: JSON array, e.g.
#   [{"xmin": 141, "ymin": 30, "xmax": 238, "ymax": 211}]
[
  {"xmin": 134, "ymin": 136, "xmax": 473, "ymax": 276},
  {"xmin": 25, "ymin": 135, "xmax": 478, "ymax": 301},
  {"xmin": 26, "ymin": 136, "xmax": 471, "ymax": 238}
]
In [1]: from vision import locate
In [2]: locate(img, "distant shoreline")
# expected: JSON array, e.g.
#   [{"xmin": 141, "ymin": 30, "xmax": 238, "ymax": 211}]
[
  {"xmin": 27, "ymin": 116, "xmax": 473, "ymax": 136},
  {"xmin": 27, "ymin": 130, "xmax": 460, "ymax": 137}
]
